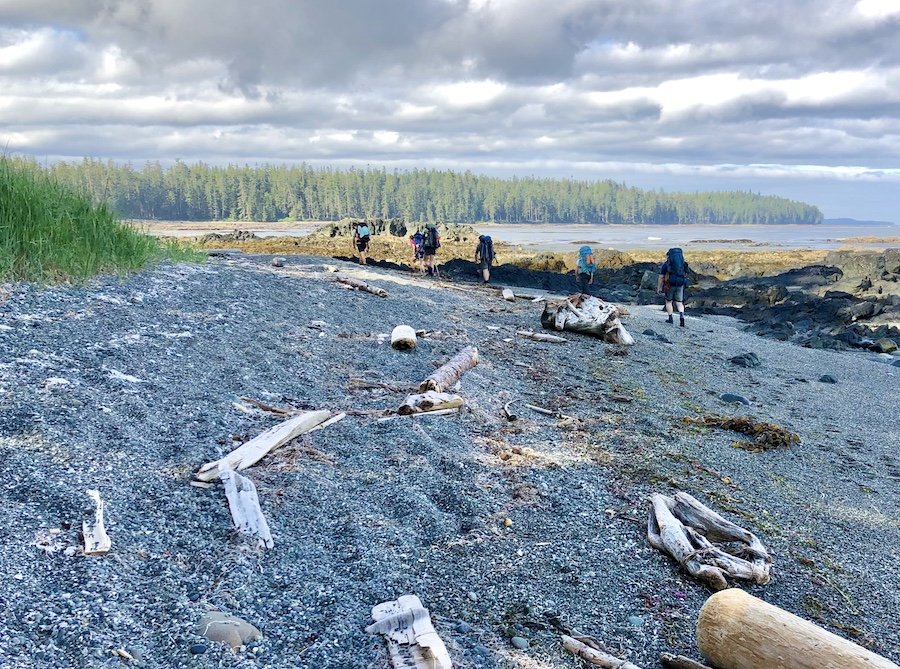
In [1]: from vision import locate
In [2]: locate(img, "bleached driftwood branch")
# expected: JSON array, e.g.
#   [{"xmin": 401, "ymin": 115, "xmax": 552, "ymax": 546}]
[
  {"xmin": 220, "ymin": 467, "xmax": 273, "ymax": 549},
  {"xmin": 197, "ymin": 410, "xmax": 331, "ymax": 481},
  {"xmin": 366, "ymin": 595, "xmax": 452, "ymax": 669},
  {"xmin": 540, "ymin": 294, "xmax": 634, "ymax": 345},
  {"xmin": 399, "ymin": 391, "xmax": 464, "ymax": 415},
  {"xmin": 419, "ymin": 346, "xmax": 479, "ymax": 392},
  {"xmin": 660, "ymin": 654, "xmax": 714, "ymax": 669},
  {"xmin": 337, "ymin": 276, "xmax": 388, "ymax": 297},
  {"xmin": 562, "ymin": 635, "xmax": 642, "ymax": 669},
  {"xmin": 647, "ymin": 492, "xmax": 772, "ymax": 590},
  {"xmin": 83, "ymin": 489, "xmax": 111, "ymax": 556},
  {"xmin": 516, "ymin": 330, "xmax": 568, "ymax": 343}
]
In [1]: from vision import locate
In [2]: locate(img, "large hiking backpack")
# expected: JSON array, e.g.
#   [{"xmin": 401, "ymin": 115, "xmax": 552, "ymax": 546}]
[
  {"xmin": 577, "ymin": 245, "xmax": 595, "ymax": 274},
  {"xmin": 357, "ymin": 224, "xmax": 370, "ymax": 241},
  {"xmin": 478, "ymin": 235, "xmax": 495, "ymax": 263},
  {"xmin": 424, "ymin": 225, "xmax": 440, "ymax": 249},
  {"xmin": 666, "ymin": 247, "xmax": 686, "ymax": 286}
]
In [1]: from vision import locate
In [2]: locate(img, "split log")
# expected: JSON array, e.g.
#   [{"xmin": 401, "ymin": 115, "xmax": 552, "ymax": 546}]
[
  {"xmin": 562, "ymin": 635, "xmax": 643, "ymax": 668},
  {"xmin": 197, "ymin": 410, "xmax": 331, "ymax": 481},
  {"xmin": 83, "ymin": 489, "xmax": 111, "ymax": 556},
  {"xmin": 660, "ymin": 653, "xmax": 714, "ymax": 669},
  {"xmin": 502, "ymin": 288, "xmax": 515, "ymax": 301},
  {"xmin": 220, "ymin": 468, "xmax": 273, "ymax": 549},
  {"xmin": 541, "ymin": 294, "xmax": 634, "ymax": 345},
  {"xmin": 336, "ymin": 276, "xmax": 388, "ymax": 297},
  {"xmin": 399, "ymin": 391, "xmax": 464, "ymax": 415},
  {"xmin": 697, "ymin": 589, "xmax": 900, "ymax": 669},
  {"xmin": 419, "ymin": 346, "xmax": 479, "ymax": 392},
  {"xmin": 391, "ymin": 325, "xmax": 418, "ymax": 350},
  {"xmin": 517, "ymin": 330, "xmax": 568, "ymax": 344},
  {"xmin": 366, "ymin": 595, "xmax": 452, "ymax": 669},
  {"xmin": 647, "ymin": 492, "xmax": 771, "ymax": 590}
]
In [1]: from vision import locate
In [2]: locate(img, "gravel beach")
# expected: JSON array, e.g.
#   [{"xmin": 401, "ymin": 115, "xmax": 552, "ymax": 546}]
[{"xmin": 1, "ymin": 255, "xmax": 897, "ymax": 668}]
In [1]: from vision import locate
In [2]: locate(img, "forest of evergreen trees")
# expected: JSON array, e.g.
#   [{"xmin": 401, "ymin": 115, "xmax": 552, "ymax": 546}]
[{"xmin": 23, "ymin": 158, "xmax": 823, "ymax": 225}]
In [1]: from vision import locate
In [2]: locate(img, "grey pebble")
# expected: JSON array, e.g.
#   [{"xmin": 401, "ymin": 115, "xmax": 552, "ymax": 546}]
[
  {"xmin": 721, "ymin": 392, "xmax": 751, "ymax": 405},
  {"xmin": 510, "ymin": 636, "xmax": 529, "ymax": 650},
  {"xmin": 189, "ymin": 644, "xmax": 207, "ymax": 655},
  {"xmin": 467, "ymin": 592, "xmax": 478, "ymax": 602},
  {"xmin": 628, "ymin": 615, "xmax": 644, "ymax": 627},
  {"xmin": 818, "ymin": 374, "xmax": 838, "ymax": 383}
]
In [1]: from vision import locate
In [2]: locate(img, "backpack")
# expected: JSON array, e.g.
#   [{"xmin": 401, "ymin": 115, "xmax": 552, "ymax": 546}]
[
  {"xmin": 577, "ymin": 245, "xmax": 595, "ymax": 274},
  {"xmin": 478, "ymin": 235, "xmax": 495, "ymax": 263},
  {"xmin": 666, "ymin": 247, "xmax": 686, "ymax": 286},
  {"xmin": 424, "ymin": 225, "xmax": 440, "ymax": 249},
  {"xmin": 357, "ymin": 224, "xmax": 370, "ymax": 241}
]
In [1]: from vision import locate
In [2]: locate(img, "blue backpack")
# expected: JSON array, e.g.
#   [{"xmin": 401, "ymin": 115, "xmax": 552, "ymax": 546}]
[
  {"xmin": 666, "ymin": 248, "xmax": 686, "ymax": 286},
  {"xmin": 577, "ymin": 245, "xmax": 595, "ymax": 274},
  {"xmin": 357, "ymin": 224, "xmax": 370, "ymax": 240}
]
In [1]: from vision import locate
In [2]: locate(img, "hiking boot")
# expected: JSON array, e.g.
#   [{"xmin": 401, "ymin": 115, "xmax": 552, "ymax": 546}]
[
  {"xmin": 666, "ymin": 315, "xmax": 674, "ymax": 324},
  {"xmin": 679, "ymin": 315, "xmax": 685, "ymax": 327}
]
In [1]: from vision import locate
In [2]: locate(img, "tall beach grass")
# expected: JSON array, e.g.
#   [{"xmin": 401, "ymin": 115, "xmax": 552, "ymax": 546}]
[{"xmin": 1, "ymin": 157, "xmax": 196, "ymax": 283}]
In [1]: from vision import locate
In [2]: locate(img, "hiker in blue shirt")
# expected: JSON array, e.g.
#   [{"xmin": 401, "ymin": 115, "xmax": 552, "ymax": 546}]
[
  {"xmin": 352, "ymin": 221, "xmax": 371, "ymax": 265},
  {"xmin": 576, "ymin": 245, "xmax": 595, "ymax": 294},
  {"xmin": 657, "ymin": 247, "xmax": 689, "ymax": 326}
]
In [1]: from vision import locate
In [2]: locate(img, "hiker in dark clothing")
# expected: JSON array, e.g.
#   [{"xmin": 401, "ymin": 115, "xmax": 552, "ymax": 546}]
[
  {"xmin": 475, "ymin": 235, "xmax": 496, "ymax": 283},
  {"xmin": 576, "ymin": 245, "xmax": 595, "ymax": 294},
  {"xmin": 657, "ymin": 247, "xmax": 689, "ymax": 326},
  {"xmin": 422, "ymin": 223, "xmax": 440, "ymax": 277},
  {"xmin": 352, "ymin": 221, "xmax": 371, "ymax": 265}
]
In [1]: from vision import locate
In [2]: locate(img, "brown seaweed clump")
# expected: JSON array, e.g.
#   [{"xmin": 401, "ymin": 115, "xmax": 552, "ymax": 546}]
[{"xmin": 685, "ymin": 415, "xmax": 800, "ymax": 452}]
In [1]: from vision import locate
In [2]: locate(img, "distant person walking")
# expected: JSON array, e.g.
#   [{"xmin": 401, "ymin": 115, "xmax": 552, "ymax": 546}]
[
  {"xmin": 657, "ymin": 247, "xmax": 689, "ymax": 326},
  {"xmin": 422, "ymin": 223, "xmax": 441, "ymax": 277},
  {"xmin": 475, "ymin": 234, "xmax": 496, "ymax": 284},
  {"xmin": 409, "ymin": 230, "xmax": 425, "ymax": 274},
  {"xmin": 352, "ymin": 220, "xmax": 371, "ymax": 265},
  {"xmin": 576, "ymin": 245, "xmax": 595, "ymax": 294}
]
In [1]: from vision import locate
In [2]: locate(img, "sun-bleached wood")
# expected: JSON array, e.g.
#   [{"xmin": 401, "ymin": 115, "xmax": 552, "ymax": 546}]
[
  {"xmin": 336, "ymin": 276, "xmax": 388, "ymax": 297},
  {"xmin": 220, "ymin": 467, "xmax": 274, "ymax": 549},
  {"xmin": 562, "ymin": 635, "xmax": 642, "ymax": 668},
  {"xmin": 660, "ymin": 653, "xmax": 713, "ymax": 669},
  {"xmin": 366, "ymin": 595, "xmax": 452, "ymax": 669},
  {"xmin": 197, "ymin": 410, "xmax": 331, "ymax": 481},
  {"xmin": 502, "ymin": 288, "xmax": 515, "ymax": 301},
  {"xmin": 399, "ymin": 391, "xmax": 464, "ymax": 415},
  {"xmin": 541, "ymin": 294, "xmax": 634, "ymax": 344},
  {"xmin": 697, "ymin": 589, "xmax": 899, "ymax": 669},
  {"xmin": 391, "ymin": 325, "xmax": 418, "ymax": 350},
  {"xmin": 516, "ymin": 330, "xmax": 568, "ymax": 343},
  {"xmin": 419, "ymin": 346, "xmax": 479, "ymax": 392},
  {"xmin": 82, "ymin": 489, "xmax": 111, "ymax": 555}
]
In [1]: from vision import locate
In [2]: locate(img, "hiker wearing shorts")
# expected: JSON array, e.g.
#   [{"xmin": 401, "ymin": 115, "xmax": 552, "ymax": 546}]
[
  {"xmin": 576, "ymin": 245, "xmax": 595, "ymax": 294},
  {"xmin": 409, "ymin": 231, "xmax": 425, "ymax": 274},
  {"xmin": 352, "ymin": 221, "xmax": 371, "ymax": 265},
  {"xmin": 475, "ymin": 235, "xmax": 496, "ymax": 284},
  {"xmin": 422, "ymin": 223, "xmax": 440, "ymax": 277},
  {"xmin": 657, "ymin": 247, "xmax": 689, "ymax": 327}
]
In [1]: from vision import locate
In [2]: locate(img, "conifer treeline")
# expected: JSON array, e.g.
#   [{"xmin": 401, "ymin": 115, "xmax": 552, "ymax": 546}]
[{"xmin": 34, "ymin": 158, "xmax": 823, "ymax": 225}]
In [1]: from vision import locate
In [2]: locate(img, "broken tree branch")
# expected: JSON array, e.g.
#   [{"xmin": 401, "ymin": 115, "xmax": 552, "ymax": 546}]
[
  {"xmin": 419, "ymin": 346, "xmax": 479, "ymax": 392},
  {"xmin": 562, "ymin": 635, "xmax": 643, "ymax": 669},
  {"xmin": 220, "ymin": 467, "xmax": 273, "ymax": 549},
  {"xmin": 336, "ymin": 276, "xmax": 388, "ymax": 297}
]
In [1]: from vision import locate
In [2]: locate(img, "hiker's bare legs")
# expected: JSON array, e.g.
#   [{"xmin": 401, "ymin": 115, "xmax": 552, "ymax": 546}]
[
  {"xmin": 675, "ymin": 300, "xmax": 684, "ymax": 315},
  {"xmin": 481, "ymin": 267, "xmax": 490, "ymax": 282},
  {"xmin": 665, "ymin": 300, "xmax": 674, "ymax": 315}
]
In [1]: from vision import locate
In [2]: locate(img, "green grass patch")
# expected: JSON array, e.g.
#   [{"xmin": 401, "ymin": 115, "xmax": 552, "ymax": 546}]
[{"xmin": 1, "ymin": 157, "xmax": 199, "ymax": 283}]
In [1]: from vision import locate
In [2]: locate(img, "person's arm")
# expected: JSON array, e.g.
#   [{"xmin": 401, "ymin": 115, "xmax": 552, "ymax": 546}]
[{"xmin": 657, "ymin": 272, "xmax": 665, "ymax": 293}]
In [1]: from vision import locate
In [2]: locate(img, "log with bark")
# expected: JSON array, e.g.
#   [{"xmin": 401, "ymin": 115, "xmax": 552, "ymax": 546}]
[
  {"xmin": 562, "ymin": 635, "xmax": 643, "ymax": 668},
  {"xmin": 196, "ymin": 410, "xmax": 331, "ymax": 481},
  {"xmin": 391, "ymin": 325, "xmax": 418, "ymax": 350},
  {"xmin": 540, "ymin": 294, "xmax": 634, "ymax": 344},
  {"xmin": 419, "ymin": 346, "xmax": 479, "ymax": 392},
  {"xmin": 398, "ymin": 391, "xmax": 464, "ymax": 415},
  {"xmin": 660, "ymin": 654, "xmax": 714, "ymax": 669},
  {"xmin": 647, "ymin": 492, "xmax": 772, "ymax": 590},
  {"xmin": 516, "ymin": 330, "xmax": 568, "ymax": 344},
  {"xmin": 366, "ymin": 595, "xmax": 452, "ymax": 669},
  {"xmin": 82, "ymin": 489, "xmax": 111, "ymax": 556},
  {"xmin": 220, "ymin": 467, "xmax": 273, "ymax": 549},
  {"xmin": 336, "ymin": 276, "xmax": 388, "ymax": 297},
  {"xmin": 697, "ymin": 589, "xmax": 899, "ymax": 669}
]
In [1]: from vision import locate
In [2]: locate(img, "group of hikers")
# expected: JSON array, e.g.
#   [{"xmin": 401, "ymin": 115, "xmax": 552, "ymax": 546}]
[{"xmin": 350, "ymin": 220, "xmax": 688, "ymax": 326}]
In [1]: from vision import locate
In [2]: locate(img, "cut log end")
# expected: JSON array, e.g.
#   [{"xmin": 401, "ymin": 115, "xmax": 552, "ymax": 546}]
[{"xmin": 418, "ymin": 346, "xmax": 479, "ymax": 393}]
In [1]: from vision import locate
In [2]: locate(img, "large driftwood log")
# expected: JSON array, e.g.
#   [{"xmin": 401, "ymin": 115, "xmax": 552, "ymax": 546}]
[
  {"xmin": 391, "ymin": 325, "xmax": 418, "ymax": 350},
  {"xmin": 399, "ymin": 391, "xmax": 464, "ymax": 415},
  {"xmin": 220, "ymin": 468, "xmax": 274, "ymax": 549},
  {"xmin": 366, "ymin": 595, "xmax": 452, "ymax": 669},
  {"xmin": 647, "ymin": 492, "xmax": 771, "ymax": 590},
  {"xmin": 697, "ymin": 589, "xmax": 899, "ymax": 669},
  {"xmin": 541, "ymin": 294, "xmax": 634, "ymax": 344},
  {"xmin": 82, "ymin": 489, "xmax": 111, "ymax": 556},
  {"xmin": 660, "ymin": 654, "xmax": 713, "ymax": 669},
  {"xmin": 337, "ymin": 276, "xmax": 388, "ymax": 297},
  {"xmin": 419, "ymin": 346, "xmax": 479, "ymax": 392},
  {"xmin": 197, "ymin": 410, "xmax": 331, "ymax": 481},
  {"xmin": 562, "ymin": 635, "xmax": 643, "ymax": 668}
]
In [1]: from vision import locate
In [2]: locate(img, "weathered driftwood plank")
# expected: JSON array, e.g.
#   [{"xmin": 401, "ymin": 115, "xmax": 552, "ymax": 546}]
[
  {"xmin": 697, "ymin": 589, "xmax": 900, "ymax": 669},
  {"xmin": 310, "ymin": 412, "xmax": 347, "ymax": 431},
  {"xmin": 337, "ymin": 276, "xmax": 388, "ymax": 297},
  {"xmin": 399, "ymin": 391, "xmax": 464, "ymax": 415},
  {"xmin": 419, "ymin": 346, "xmax": 479, "ymax": 392},
  {"xmin": 197, "ymin": 410, "xmax": 331, "ymax": 481},
  {"xmin": 647, "ymin": 492, "xmax": 771, "ymax": 590},
  {"xmin": 660, "ymin": 653, "xmax": 714, "ymax": 669},
  {"xmin": 541, "ymin": 294, "xmax": 634, "ymax": 344},
  {"xmin": 83, "ymin": 489, "xmax": 111, "ymax": 556},
  {"xmin": 516, "ymin": 330, "xmax": 568, "ymax": 343},
  {"xmin": 562, "ymin": 635, "xmax": 642, "ymax": 668},
  {"xmin": 220, "ymin": 467, "xmax": 273, "ymax": 549},
  {"xmin": 391, "ymin": 325, "xmax": 418, "ymax": 350},
  {"xmin": 366, "ymin": 595, "xmax": 452, "ymax": 669}
]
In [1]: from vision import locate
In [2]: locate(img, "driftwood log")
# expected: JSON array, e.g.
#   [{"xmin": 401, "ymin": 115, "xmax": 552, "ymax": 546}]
[
  {"xmin": 419, "ymin": 346, "xmax": 479, "ymax": 392},
  {"xmin": 660, "ymin": 654, "xmax": 713, "ymax": 669},
  {"xmin": 517, "ymin": 330, "xmax": 568, "ymax": 344},
  {"xmin": 366, "ymin": 595, "xmax": 452, "ymax": 669},
  {"xmin": 391, "ymin": 325, "xmax": 418, "ymax": 350},
  {"xmin": 197, "ymin": 410, "xmax": 331, "ymax": 481},
  {"xmin": 562, "ymin": 635, "xmax": 642, "ymax": 668},
  {"xmin": 82, "ymin": 489, "xmax": 111, "ymax": 556},
  {"xmin": 220, "ymin": 467, "xmax": 273, "ymax": 549},
  {"xmin": 541, "ymin": 294, "xmax": 634, "ymax": 344},
  {"xmin": 697, "ymin": 589, "xmax": 900, "ymax": 669},
  {"xmin": 502, "ymin": 288, "xmax": 515, "ymax": 301},
  {"xmin": 399, "ymin": 391, "xmax": 464, "ymax": 415},
  {"xmin": 336, "ymin": 276, "xmax": 388, "ymax": 297},
  {"xmin": 647, "ymin": 492, "xmax": 771, "ymax": 590}
]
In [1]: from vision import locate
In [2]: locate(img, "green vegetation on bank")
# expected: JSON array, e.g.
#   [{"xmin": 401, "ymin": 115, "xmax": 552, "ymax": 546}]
[
  {"xmin": 30, "ymin": 157, "xmax": 822, "ymax": 226},
  {"xmin": 1, "ymin": 157, "xmax": 196, "ymax": 283}
]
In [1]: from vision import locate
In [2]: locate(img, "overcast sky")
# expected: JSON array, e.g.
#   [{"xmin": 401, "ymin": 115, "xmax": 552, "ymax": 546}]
[{"xmin": 2, "ymin": 0, "xmax": 899, "ymax": 221}]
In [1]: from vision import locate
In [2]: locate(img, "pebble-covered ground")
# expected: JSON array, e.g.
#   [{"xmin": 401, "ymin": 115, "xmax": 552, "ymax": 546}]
[{"xmin": 0, "ymin": 256, "xmax": 898, "ymax": 669}]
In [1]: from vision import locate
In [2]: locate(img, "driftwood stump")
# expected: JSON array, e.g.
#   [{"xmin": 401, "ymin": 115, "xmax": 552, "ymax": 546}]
[
  {"xmin": 220, "ymin": 468, "xmax": 273, "ymax": 549},
  {"xmin": 540, "ymin": 295, "xmax": 634, "ymax": 344},
  {"xmin": 391, "ymin": 325, "xmax": 418, "ymax": 350},
  {"xmin": 419, "ymin": 346, "xmax": 479, "ymax": 392},
  {"xmin": 366, "ymin": 595, "xmax": 452, "ymax": 669},
  {"xmin": 82, "ymin": 489, "xmax": 111, "ymax": 556}
]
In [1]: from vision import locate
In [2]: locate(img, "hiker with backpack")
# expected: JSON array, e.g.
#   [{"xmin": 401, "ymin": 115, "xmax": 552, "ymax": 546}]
[
  {"xmin": 475, "ymin": 235, "xmax": 496, "ymax": 284},
  {"xmin": 422, "ymin": 223, "xmax": 441, "ymax": 277},
  {"xmin": 657, "ymin": 247, "xmax": 690, "ymax": 326},
  {"xmin": 352, "ymin": 220, "xmax": 371, "ymax": 265},
  {"xmin": 576, "ymin": 245, "xmax": 596, "ymax": 294},
  {"xmin": 409, "ymin": 231, "xmax": 425, "ymax": 274}
]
